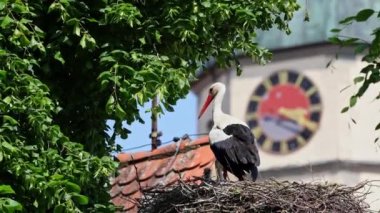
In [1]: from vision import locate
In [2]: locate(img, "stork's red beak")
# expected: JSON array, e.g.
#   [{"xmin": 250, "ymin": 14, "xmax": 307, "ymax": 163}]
[{"xmin": 198, "ymin": 94, "xmax": 214, "ymax": 119}]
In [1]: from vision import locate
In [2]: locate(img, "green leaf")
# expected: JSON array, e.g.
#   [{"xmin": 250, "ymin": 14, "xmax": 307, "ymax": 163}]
[
  {"xmin": 54, "ymin": 51, "xmax": 65, "ymax": 64},
  {"xmin": 136, "ymin": 92, "xmax": 144, "ymax": 105},
  {"xmin": 360, "ymin": 64, "xmax": 374, "ymax": 74},
  {"xmin": 341, "ymin": 106, "xmax": 349, "ymax": 113},
  {"xmin": 0, "ymin": 185, "xmax": 15, "ymax": 195},
  {"xmin": 1, "ymin": 15, "xmax": 13, "ymax": 29},
  {"xmin": 355, "ymin": 9, "xmax": 374, "ymax": 22},
  {"xmin": 138, "ymin": 37, "xmax": 146, "ymax": 45},
  {"xmin": 376, "ymin": 122, "xmax": 380, "ymax": 130},
  {"xmin": 3, "ymin": 115, "xmax": 18, "ymax": 125},
  {"xmin": 115, "ymin": 104, "xmax": 126, "ymax": 119},
  {"xmin": 0, "ymin": 0, "xmax": 7, "ymax": 10},
  {"xmin": 106, "ymin": 95, "xmax": 115, "ymax": 114},
  {"xmin": 80, "ymin": 35, "xmax": 86, "ymax": 48},
  {"xmin": 155, "ymin": 31, "xmax": 161, "ymax": 43},
  {"xmin": 328, "ymin": 36, "xmax": 341, "ymax": 44},
  {"xmin": 65, "ymin": 182, "xmax": 81, "ymax": 193},
  {"xmin": 339, "ymin": 16, "xmax": 356, "ymax": 24},
  {"xmin": 98, "ymin": 72, "xmax": 112, "ymax": 81},
  {"xmin": 355, "ymin": 43, "xmax": 368, "ymax": 54},
  {"xmin": 349, "ymin": 96, "xmax": 357, "ymax": 107},
  {"xmin": 0, "ymin": 70, "xmax": 6, "ymax": 80},
  {"xmin": 3, "ymin": 96, "xmax": 11, "ymax": 104},
  {"xmin": 353, "ymin": 76, "xmax": 364, "ymax": 84},
  {"xmin": 201, "ymin": 1, "xmax": 211, "ymax": 8},
  {"xmin": 72, "ymin": 194, "xmax": 89, "ymax": 205},
  {"xmin": 54, "ymin": 205, "xmax": 65, "ymax": 213},
  {"xmin": 51, "ymin": 174, "xmax": 64, "ymax": 180},
  {"xmin": 33, "ymin": 199, "xmax": 38, "ymax": 208},
  {"xmin": 1, "ymin": 142, "xmax": 16, "ymax": 152},
  {"xmin": 11, "ymin": 2, "xmax": 27, "ymax": 13},
  {"xmin": 73, "ymin": 23, "xmax": 80, "ymax": 36},
  {"xmin": 330, "ymin": 28, "xmax": 341, "ymax": 33},
  {"xmin": 341, "ymin": 38, "xmax": 358, "ymax": 45},
  {"xmin": 106, "ymin": 95, "xmax": 115, "ymax": 107},
  {"xmin": 1, "ymin": 198, "xmax": 23, "ymax": 211}
]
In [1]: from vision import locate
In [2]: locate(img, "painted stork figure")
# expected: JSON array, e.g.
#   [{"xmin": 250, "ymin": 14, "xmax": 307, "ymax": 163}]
[{"xmin": 198, "ymin": 82, "xmax": 260, "ymax": 181}]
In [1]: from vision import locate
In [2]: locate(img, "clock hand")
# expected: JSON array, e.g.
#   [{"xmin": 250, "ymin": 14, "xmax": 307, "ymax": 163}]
[
  {"xmin": 264, "ymin": 116, "xmax": 300, "ymax": 133},
  {"xmin": 278, "ymin": 107, "xmax": 318, "ymax": 131}
]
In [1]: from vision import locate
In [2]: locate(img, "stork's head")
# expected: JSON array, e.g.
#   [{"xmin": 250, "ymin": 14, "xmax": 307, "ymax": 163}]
[{"xmin": 198, "ymin": 82, "xmax": 225, "ymax": 119}]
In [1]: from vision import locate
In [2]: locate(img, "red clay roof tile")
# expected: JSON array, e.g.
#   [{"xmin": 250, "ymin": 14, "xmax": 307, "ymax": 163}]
[
  {"xmin": 151, "ymin": 142, "xmax": 176, "ymax": 156},
  {"xmin": 123, "ymin": 197, "xmax": 137, "ymax": 211},
  {"xmin": 112, "ymin": 195, "xmax": 125, "ymax": 207},
  {"xmin": 111, "ymin": 136, "xmax": 215, "ymax": 212},
  {"xmin": 163, "ymin": 171, "xmax": 180, "ymax": 186},
  {"xmin": 154, "ymin": 157, "xmax": 176, "ymax": 177},
  {"xmin": 198, "ymin": 146, "xmax": 215, "ymax": 167},
  {"xmin": 121, "ymin": 179, "xmax": 140, "ymax": 196},
  {"xmin": 190, "ymin": 136, "xmax": 210, "ymax": 146},
  {"xmin": 138, "ymin": 158, "xmax": 163, "ymax": 181},
  {"xmin": 110, "ymin": 182, "xmax": 122, "ymax": 198},
  {"xmin": 117, "ymin": 166, "xmax": 135, "ymax": 185},
  {"xmin": 117, "ymin": 151, "xmax": 151, "ymax": 164},
  {"xmin": 182, "ymin": 165, "xmax": 206, "ymax": 181},
  {"xmin": 173, "ymin": 153, "xmax": 198, "ymax": 172}
]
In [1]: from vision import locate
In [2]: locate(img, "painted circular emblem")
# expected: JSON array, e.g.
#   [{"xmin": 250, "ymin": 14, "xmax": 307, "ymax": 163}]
[{"xmin": 246, "ymin": 70, "xmax": 322, "ymax": 154}]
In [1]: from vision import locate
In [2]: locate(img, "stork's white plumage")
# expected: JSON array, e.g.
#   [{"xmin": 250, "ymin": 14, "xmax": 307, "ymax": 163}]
[{"xmin": 198, "ymin": 82, "xmax": 260, "ymax": 181}]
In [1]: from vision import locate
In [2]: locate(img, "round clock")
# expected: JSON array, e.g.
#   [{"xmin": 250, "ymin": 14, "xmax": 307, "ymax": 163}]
[{"xmin": 246, "ymin": 70, "xmax": 322, "ymax": 154}]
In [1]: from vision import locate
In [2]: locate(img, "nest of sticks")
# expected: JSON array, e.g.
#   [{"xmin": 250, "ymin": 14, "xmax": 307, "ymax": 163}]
[{"xmin": 139, "ymin": 179, "xmax": 371, "ymax": 213}]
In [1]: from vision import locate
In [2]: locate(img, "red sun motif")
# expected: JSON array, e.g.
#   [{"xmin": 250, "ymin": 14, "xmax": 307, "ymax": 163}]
[{"xmin": 258, "ymin": 84, "xmax": 310, "ymax": 119}]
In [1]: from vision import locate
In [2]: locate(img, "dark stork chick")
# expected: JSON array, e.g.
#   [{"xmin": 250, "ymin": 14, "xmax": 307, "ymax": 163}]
[{"xmin": 198, "ymin": 82, "xmax": 260, "ymax": 181}]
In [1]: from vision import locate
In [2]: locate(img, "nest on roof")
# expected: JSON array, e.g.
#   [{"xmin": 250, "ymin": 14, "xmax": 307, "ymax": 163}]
[{"xmin": 139, "ymin": 179, "xmax": 371, "ymax": 213}]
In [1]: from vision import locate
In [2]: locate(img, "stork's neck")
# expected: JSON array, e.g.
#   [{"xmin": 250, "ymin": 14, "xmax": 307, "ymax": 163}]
[{"xmin": 213, "ymin": 85, "xmax": 226, "ymax": 119}]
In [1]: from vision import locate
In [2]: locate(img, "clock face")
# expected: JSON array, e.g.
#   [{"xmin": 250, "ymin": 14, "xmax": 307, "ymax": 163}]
[{"xmin": 246, "ymin": 70, "xmax": 322, "ymax": 154}]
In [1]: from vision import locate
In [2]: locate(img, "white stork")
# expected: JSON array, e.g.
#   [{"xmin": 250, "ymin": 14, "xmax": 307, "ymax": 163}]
[{"xmin": 198, "ymin": 82, "xmax": 260, "ymax": 181}]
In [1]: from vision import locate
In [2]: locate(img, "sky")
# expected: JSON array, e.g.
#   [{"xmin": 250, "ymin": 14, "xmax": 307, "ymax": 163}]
[{"xmin": 114, "ymin": 92, "xmax": 198, "ymax": 153}]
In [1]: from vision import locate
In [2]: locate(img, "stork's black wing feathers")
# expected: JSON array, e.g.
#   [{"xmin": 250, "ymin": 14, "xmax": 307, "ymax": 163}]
[
  {"xmin": 222, "ymin": 124, "xmax": 260, "ymax": 166},
  {"xmin": 211, "ymin": 136, "xmax": 259, "ymax": 180},
  {"xmin": 223, "ymin": 124, "xmax": 254, "ymax": 143}
]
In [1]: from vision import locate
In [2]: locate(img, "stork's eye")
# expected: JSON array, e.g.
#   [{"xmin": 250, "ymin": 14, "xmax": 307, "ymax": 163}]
[{"xmin": 209, "ymin": 88, "xmax": 213, "ymax": 93}]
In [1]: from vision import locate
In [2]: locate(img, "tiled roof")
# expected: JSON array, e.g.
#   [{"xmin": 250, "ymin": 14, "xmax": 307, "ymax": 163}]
[{"xmin": 111, "ymin": 136, "xmax": 215, "ymax": 212}]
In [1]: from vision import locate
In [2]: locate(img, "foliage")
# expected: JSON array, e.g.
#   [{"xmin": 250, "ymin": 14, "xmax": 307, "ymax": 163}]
[
  {"xmin": 0, "ymin": 185, "xmax": 22, "ymax": 213},
  {"xmin": 329, "ymin": 8, "xmax": 380, "ymax": 141},
  {"xmin": 0, "ymin": 70, "xmax": 116, "ymax": 211},
  {"xmin": 0, "ymin": 0, "xmax": 299, "ymax": 212},
  {"xmin": 0, "ymin": 0, "xmax": 116, "ymax": 212}
]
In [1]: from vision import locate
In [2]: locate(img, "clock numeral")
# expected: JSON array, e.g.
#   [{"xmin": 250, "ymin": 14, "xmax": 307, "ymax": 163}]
[
  {"xmin": 306, "ymin": 87, "xmax": 318, "ymax": 97},
  {"xmin": 309, "ymin": 104, "xmax": 322, "ymax": 112},
  {"xmin": 250, "ymin": 95, "xmax": 261, "ymax": 102},
  {"xmin": 279, "ymin": 71, "xmax": 288, "ymax": 84},
  {"xmin": 280, "ymin": 140, "xmax": 289, "ymax": 153},
  {"xmin": 252, "ymin": 127, "xmax": 262, "ymax": 139},
  {"xmin": 295, "ymin": 74, "xmax": 303, "ymax": 86},
  {"xmin": 263, "ymin": 79, "xmax": 272, "ymax": 90}
]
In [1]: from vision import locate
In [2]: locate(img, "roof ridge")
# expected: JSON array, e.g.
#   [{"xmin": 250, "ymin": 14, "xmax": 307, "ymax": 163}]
[{"xmin": 117, "ymin": 136, "xmax": 209, "ymax": 164}]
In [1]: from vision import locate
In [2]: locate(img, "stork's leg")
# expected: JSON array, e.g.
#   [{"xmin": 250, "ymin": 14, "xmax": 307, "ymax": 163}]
[
  {"xmin": 215, "ymin": 160, "xmax": 226, "ymax": 182},
  {"xmin": 223, "ymin": 168, "xmax": 229, "ymax": 181}
]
